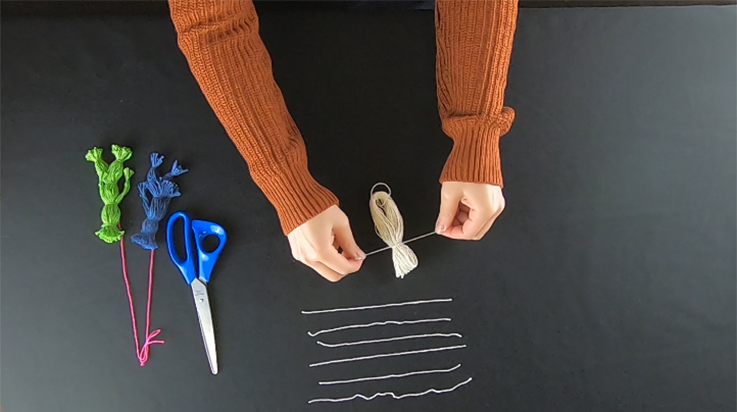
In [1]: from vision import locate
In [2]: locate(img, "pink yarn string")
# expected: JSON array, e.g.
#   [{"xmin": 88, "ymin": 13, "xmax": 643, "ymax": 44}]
[
  {"xmin": 139, "ymin": 248, "xmax": 165, "ymax": 364},
  {"xmin": 119, "ymin": 234, "xmax": 165, "ymax": 366}
]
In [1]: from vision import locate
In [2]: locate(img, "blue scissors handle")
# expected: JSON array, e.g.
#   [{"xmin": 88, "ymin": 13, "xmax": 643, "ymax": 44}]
[
  {"xmin": 167, "ymin": 211, "xmax": 197, "ymax": 285},
  {"xmin": 191, "ymin": 219, "xmax": 227, "ymax": 283},
  {"xmin": 166, "ymin": 211, "xmax": 227, "ymax": 285}
]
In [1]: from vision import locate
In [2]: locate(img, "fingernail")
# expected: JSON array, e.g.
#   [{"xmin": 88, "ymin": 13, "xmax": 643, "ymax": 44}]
[{"xmin": 436, "ymin": 223, "xmax": 446, "ymax": 234}]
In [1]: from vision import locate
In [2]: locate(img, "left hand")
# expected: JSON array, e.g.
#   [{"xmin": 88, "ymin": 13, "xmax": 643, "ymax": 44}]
[{"xmin": 435, "ymin": 182, "xmax": 505, "ymax": 240}]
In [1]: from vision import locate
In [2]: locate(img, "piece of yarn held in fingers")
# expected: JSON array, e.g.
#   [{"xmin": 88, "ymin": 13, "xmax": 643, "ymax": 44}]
[
  {"xmin": 131, "ymin": 153, "xmax": 188, "ymax": 250},
  {"xmin": 85, "ymin": 145, "xmax": 135, "ymax": 243},
  {"xmin": 369, "ymin": 183, "xmax": 418, "ymax": 279}
]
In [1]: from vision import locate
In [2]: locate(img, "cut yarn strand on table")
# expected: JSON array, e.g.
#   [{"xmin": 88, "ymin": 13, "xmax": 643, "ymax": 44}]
[{"xmin": 369, "ymin": 183, "xmax": 435, "ymax": 278}]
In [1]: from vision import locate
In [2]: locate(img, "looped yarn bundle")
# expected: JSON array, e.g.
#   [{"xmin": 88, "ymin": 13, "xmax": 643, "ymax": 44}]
[
  {"xmin": 131, "ymin": 153, "xmax": 188, "ymax": 250},
  {"xmin": 85, "ymin": 145, "xmax": 134, "ymax": 243},
  {"xmin": 369, "ymin": 183, "xmax": 419, "ymax": 279}
]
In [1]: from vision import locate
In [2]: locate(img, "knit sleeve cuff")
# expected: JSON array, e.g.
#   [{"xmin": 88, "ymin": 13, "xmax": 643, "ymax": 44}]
[
  {"xmin": 251, "ymin": 163, "xmax": 338, "ymax": 235},
  {"xmin": 439, "ymin": 108, "xmax": 515, "ymax": 187}
]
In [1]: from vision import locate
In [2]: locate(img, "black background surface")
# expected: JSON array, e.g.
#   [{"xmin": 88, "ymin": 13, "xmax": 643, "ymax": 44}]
[
  {"xmin": 2, "ymin": 3, "xmax": 735, "ymax": 412},
  {"xmin": 2, "ymin": 0, "xmax": 736, "ymax": 15}
]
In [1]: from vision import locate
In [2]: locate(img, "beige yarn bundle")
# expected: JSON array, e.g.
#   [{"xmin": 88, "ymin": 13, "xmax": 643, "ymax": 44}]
[{"xmin": 367, "ymin": 183, "xmax": 433, "ymax": 279}]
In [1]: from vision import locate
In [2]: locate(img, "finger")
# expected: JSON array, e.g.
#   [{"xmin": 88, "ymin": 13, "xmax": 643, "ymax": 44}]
[
  {"xmin": 461, "ymin": 212, "xmax": 492, "ymax": 239},
  {"xmin": 472, "ymin": 216, "xmax": 496, "ymax": 240},
  {"xmin": 436, "ymin": 187, "xmax": 463, "ymax": 234},
  {"xmin": 443, "ymin": 210, "xmax": 470, "ymax": 239},
  {"xmin": 443, "ymin": 203, "xmax": 477, "ymax": 239},
  {"xmin": 444, "ymin": 223, "xmax": 466, "ymax": 239},
  {"xmin": 472, "ymin": 205, "xmax": 504, "ymax": 240},
  {"xmin": 333, "ymin": 223, "xmax": 365, "ymax": 260},
  {"xmin": 454, "ymin": 207, "xmax": 469, "ymax": 225},
  {"xmin": 455, "ymin": 192, "xmax": 498, "ymax": 239},
  {"xmin": 306, "ymin": 260, "xmax": 347, "ymax": 283},
  {"xmin": 288, "ymin": 231, "xmax": 304, "ymax": 261},
  {"xmin": 445, "ymin": 208, "xmax": 493, "ymax": 240},
  {"xmin": 315, "ymin": 245, "xmax": 362, "ymax": 275}
]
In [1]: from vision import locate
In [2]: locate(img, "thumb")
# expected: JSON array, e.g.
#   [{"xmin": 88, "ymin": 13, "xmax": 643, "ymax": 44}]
[
  {"xmin": 436, "ymin": 186, "xmax": 462, "ymax": 234},
  {"xmin": 333, "ymin": 222, "xmax": 365, "ymax": 261}
]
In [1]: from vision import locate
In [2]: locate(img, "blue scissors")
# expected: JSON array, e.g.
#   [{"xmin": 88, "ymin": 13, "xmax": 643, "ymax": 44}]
[{"xmin": 166, "ymin": 211, "xmax": 227, "ymax": 375}]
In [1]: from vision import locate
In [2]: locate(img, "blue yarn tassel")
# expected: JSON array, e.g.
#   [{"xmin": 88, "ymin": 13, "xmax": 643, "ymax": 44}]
[{"xmin": 131, "ymin": 153, "xmax": 188, "ymax": 250}]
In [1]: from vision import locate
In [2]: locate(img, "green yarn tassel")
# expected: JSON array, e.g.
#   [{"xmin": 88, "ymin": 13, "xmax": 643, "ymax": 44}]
[{"xmin": 86, "ymin": 145, "xmax": 134, "ymax": 243}]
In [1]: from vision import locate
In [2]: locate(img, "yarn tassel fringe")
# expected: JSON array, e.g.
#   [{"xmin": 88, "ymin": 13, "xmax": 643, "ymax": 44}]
[{"xmin": 131, "ymin": 153, "xmax": 188, "ymax": 250}]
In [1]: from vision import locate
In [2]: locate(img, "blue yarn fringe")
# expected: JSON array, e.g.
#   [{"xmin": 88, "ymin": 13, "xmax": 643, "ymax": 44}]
[{"xmin": 131, "ymin": 153, "xmax": 188, "ymax": 250}]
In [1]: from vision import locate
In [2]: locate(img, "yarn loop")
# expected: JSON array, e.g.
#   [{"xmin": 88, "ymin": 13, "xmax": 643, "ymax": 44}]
[{"xmin": 369, "ymin": 183, "xmax": 419, "ymax": 279}]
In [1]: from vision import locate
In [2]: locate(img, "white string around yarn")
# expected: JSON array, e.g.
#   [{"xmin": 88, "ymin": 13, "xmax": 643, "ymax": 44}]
[
  {"xmin": 364, "ymin": 231, "xmax": 436, "ymax": 258},
  {"xmin": 368, "ymin": 183, "xmax": 435, "ymax": 279}
]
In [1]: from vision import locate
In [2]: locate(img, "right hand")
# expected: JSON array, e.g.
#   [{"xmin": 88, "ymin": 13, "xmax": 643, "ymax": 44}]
[{"xmin": 287, "ymin": 205, "xmax": 365, "ymax": 282}]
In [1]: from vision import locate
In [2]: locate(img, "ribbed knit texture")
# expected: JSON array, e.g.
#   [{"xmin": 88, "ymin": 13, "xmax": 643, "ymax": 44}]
[
  {"xmin": 169, "ymin": 0, "xmax": 517, "ymax": 234},
  {"xmin": 436, "ymin": 0, "xmax": 518, "ymax": 186}
]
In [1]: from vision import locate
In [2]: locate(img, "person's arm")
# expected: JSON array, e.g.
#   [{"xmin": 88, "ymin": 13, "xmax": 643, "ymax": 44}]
[
  {"xmin": 434, "ymin": 0, "xmax": 518, "ymax": 240},
  {"xmin": 168, "ymin": 0, "xmax": 337, "ymax": 235},
  {"xmin": 169, "ymin": 0, "xmax": 363, "ymax": 281},
  {"xmin": 435, "ymin": 0, "xmax": 518, "ymax": 186}
]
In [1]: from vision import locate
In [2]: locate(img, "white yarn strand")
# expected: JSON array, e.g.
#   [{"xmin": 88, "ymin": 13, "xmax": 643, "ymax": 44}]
[
  {"xmin": 368, "ymin": 183, "xmax": 420, "ymax": 279},
  {"xmin": 364, "ymin": 231, "xmax": 436, "ymax": 257}
]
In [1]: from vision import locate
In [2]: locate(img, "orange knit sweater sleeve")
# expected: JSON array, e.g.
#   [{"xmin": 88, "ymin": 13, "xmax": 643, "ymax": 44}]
[
  {"xmin": 169, "ymin": 0, "xmax": 338, "ymax": 234},
  {"xmin": 169, "ymin": 0, "xmax": 517, "ymax": 234},
  {"xmin": 436, "ymin": 0, "xmax": 518, "ymax": 187}
]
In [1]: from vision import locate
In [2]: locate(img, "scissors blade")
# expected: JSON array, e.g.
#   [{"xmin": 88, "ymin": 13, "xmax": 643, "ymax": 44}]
[{"xmin": 191, "ymin": 279, "xmax": 218, "ymax": 375}]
